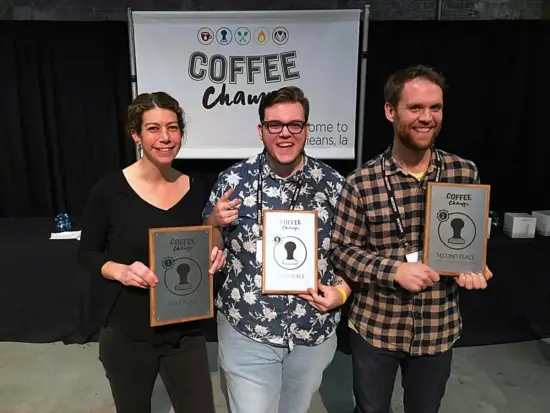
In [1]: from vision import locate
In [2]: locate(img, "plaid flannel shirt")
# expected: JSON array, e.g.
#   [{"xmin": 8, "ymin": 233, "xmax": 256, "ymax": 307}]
[{"xmin": 330, "ymin": 145, "xmax": 480, "ymax": 356}]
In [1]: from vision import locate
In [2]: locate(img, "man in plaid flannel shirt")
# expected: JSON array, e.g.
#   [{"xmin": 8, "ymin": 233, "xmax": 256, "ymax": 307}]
[{"xmin": 330, "ymin": 65, "xmax": 493, "ymax": 413}]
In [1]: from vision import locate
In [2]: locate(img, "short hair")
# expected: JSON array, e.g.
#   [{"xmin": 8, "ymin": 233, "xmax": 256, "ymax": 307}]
[
  {"xmin": 384, "ymin": 65, "xmax": 446, "ymax": 108},
  {"xmin": 126, "ymin": 92, "xmax": 185, "ymax": 136},
  {"xmin": 258, "ymin": 86, "xmax": 310, "ymax": 122}
]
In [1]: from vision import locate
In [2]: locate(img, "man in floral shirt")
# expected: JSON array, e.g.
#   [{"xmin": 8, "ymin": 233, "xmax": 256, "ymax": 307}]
[{"xmin": 202, "ymin": 86, "xmax": 351, "ymax": 413}]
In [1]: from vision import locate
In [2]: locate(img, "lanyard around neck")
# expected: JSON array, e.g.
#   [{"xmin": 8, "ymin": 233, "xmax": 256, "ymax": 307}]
[
  {"xmin": 381, "ymin": 147, "xmax": 442, "ymax": 250},
  {"xmin": 256, "ymin": 155, "xmax": 303, "ymax": 226}
]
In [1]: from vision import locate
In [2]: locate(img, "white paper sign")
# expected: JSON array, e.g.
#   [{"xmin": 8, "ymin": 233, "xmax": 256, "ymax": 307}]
[
  {"xmin": 262, "ymin": 210, "xmax": 317, "ymax": 294},
  {"xmin": 130, "ymin": 10, "xmax": 361, "ymax": 159}
]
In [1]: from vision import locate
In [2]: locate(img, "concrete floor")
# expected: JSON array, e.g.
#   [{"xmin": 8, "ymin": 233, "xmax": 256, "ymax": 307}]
[{"xmin": 0, "ymin": 340, "xmax": 549, "ymax": 413}]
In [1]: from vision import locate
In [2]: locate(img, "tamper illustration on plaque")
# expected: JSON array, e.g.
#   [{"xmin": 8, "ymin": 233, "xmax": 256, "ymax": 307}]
[
  {"xmin": 272, "ymin": 235, "xmax": 307, "ymax": 271},
  {"xmin": 161, "ymin": 256, "xmax": 203, "ymax": 297},
  {"xmin": 436, "ymin": 209, "xmax": 477, "ymax": 250}
]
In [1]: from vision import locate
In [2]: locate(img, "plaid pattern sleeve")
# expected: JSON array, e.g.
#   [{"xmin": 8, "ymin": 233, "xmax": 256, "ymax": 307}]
[
  {"xmin": 330, "ymin": 147, "xmax": 480, "ymax": 356},
  {"xmin": 330, "ymin": 167, "xmax": 402, "ymax": 290}
]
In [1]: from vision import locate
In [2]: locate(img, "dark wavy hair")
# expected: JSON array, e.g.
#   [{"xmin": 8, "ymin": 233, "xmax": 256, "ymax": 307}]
[
  {"xmin": 258, "ymin": 86, "xmax": 310, "ymax": 122},
  {"xmin": 126, "ymin": 92, "xmax": 186, "ymax": 136}
]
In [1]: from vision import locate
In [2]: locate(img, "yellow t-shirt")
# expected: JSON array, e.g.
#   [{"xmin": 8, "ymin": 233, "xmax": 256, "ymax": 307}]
[{"xmin": 410, "ymin": 171, "xmax": 424, "ymax": 180}]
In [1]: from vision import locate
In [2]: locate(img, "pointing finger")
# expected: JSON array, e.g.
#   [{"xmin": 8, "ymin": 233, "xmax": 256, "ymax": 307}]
[{"xmin": 220, "ymin": 187, "xmax": 234, "ymax": 201}]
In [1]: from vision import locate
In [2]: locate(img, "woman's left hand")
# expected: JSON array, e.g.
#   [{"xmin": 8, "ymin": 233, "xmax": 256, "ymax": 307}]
[{"xmin": 209, "ymin": 246, "xmax": 226, "ymax": 274}]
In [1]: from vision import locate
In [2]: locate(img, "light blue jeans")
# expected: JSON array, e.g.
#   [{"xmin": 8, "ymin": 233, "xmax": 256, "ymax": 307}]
[{"xmin": 217, "ymin": 311, "xmax": 337, "ymax": 413}]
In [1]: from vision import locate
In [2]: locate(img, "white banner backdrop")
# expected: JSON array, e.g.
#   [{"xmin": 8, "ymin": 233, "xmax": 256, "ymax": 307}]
[{"xmin": 130, "ymin": 10, "xmax": 362, "ymax": 159}]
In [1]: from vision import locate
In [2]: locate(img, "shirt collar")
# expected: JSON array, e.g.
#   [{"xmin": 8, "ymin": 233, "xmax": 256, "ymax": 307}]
[
  {"xmin": 259, "ymin": 150, "xmax": 308, "ymax": 182},
  {"xmin": 382, "ymin": 144, "xmax": 440, "ymax": 177}
]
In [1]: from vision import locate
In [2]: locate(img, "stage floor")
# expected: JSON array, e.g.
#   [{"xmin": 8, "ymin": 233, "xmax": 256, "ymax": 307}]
[{"xmin": 0, "ymin": 340, "xmax": 549, "ymax": 413}]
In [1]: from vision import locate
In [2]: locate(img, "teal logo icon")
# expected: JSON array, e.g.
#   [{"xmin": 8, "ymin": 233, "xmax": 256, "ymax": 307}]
[{"xmin": 235, "ymin": 27, "xmax": 250, "ymax": 45}]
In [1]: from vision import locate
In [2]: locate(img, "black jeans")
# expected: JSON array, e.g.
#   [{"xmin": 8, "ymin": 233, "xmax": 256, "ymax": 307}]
[
  {"xmin": 350, "ymin": 330, "xmax": 452, "ymax": 413},
  {"xmin": 99, "ymin": 327, "xmax": 216, "ymax": 413}
]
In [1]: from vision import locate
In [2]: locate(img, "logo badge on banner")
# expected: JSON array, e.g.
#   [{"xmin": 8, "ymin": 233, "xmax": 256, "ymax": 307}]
[
  {"xmin": 272, "ymin": 27, "xmax": 289, "ymax": 45},
  {"xmin": 234, "ymin": 27, "xmax": 251, "ymax": 45},
  {"xmin": 197, "ymin": 27, "xmax": 213, "ymax": 45},
  {"xmin": 216, "ymin": 27, "xmax": 232, "ymax": 45},
  {"xmin": 131, "ymin": 10, "xmax": 362, "ymax": 159},
  {"xmin": 254, "ymin": 28, "xmax": 269, "ymax": 45}
]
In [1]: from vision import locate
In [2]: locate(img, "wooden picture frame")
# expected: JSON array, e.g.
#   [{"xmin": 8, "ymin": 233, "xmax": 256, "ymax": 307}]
[
  {"xmin": 423, "ymin": 182, "xmax": 491, "ymax": 276},
  {"xmin": 149, "ymin": 225, "xmax": 214, "ymax": 327},
  {"xmin": 261, "ymin": 210, "xmax": 318, "ymax": 294}
]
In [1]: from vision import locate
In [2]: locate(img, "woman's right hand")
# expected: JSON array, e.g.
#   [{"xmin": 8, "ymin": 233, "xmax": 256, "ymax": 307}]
[{"xmin": 116, "ymin": 261, "xmax": 158, "ymax": 288}]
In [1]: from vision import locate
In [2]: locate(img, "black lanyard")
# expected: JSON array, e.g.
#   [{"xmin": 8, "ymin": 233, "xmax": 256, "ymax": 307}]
[
  {"xmin": 256, "ymin": 156, "xmax": 303, "ymax": 226},
  {"xmin": 381, "ymin": 147, "xmax": 442, "ymax": 250}
]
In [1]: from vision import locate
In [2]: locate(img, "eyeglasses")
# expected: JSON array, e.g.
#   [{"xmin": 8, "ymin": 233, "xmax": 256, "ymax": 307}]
[{"xmin": 262, "ymin": 120, "xmax": 306, "ymax": 134}]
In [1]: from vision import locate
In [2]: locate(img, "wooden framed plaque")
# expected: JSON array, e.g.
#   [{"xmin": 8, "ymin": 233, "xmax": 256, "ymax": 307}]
[
  {"xmin": 149, "ymin": 226, "xmax": 214, "ymax": 327},
  {"xmin": 424, "ymin": 182, "xmax": 491, "ymax": 276},
  {"xmin": 262, "ymin": 210, "xmax": 318, "ymax": 294}
]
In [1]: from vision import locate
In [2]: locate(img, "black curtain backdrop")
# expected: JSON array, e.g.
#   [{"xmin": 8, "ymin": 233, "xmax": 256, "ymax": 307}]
[
  {"xmin": 362, "ymin": 20, "xmax": 550, "ymax": 216},
  {"xmin": 0, "ymin": 22, "xmax": 135, "ymax": 218},
  {"xmin": 1, "ymin": 20, "xmax": 549, "ymax": 218}
]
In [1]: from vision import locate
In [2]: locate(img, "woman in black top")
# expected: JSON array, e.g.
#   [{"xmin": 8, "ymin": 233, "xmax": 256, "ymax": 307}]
[{"xmin": 78, "ymin": 92, "xmax": 224, "ymax": 413}]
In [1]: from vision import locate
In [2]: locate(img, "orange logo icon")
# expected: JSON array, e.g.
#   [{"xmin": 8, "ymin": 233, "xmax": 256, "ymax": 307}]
[
  {"xmin": 258, "ymin": 31, "xmax": 266, "ymax": 42},
  {"xmin": 254, "ymin": 27, "xmax": 269, "ymax": 45}
]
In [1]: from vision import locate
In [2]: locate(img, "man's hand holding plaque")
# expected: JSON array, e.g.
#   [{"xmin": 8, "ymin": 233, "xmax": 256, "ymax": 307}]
[
  {"xmin": 394, "ymin": 262, "xmax": 440, "ymax": 292},
  {"xmin": 393, "ymin": 262, "xmax": 493, "ymax": 292},
  {"xmin": 455, "ymin": 266, "xmax": 493, "ymax": 290}
]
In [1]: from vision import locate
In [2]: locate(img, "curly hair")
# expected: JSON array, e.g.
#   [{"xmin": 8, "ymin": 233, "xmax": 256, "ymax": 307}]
[{"xmin": 126, "ymin": 92, "xmax": 186, "ymax": 136}]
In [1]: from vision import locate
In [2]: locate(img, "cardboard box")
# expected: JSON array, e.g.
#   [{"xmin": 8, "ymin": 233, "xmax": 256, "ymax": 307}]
[
  {"xmin": 503, "ymin": 213, "xmax": 536, "ymax": 238},
  {"xmin": 532, "ymin": 210, "xmax": 550, "ymax": 236}
]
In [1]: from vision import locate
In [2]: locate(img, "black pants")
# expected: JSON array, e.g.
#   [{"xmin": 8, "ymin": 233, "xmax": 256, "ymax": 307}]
[
  {"xmin": 99, "ymin": 327, "xmax": 216, "ymax": 413},
  {"xmin": 350, "ymin": 330, "xmax": 452, "ymax": 413}
]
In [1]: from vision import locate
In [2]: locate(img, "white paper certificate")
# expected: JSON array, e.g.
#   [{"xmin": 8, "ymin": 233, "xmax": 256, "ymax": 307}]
[{"xmin": 261, "ymin": 210, "xmax": 318, "ymax": 294}]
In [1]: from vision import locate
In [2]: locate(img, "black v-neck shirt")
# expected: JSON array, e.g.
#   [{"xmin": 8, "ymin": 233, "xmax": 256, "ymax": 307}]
[{"xmin": 78, "ymin": 170, "xmax": 209, "ymax": 344}]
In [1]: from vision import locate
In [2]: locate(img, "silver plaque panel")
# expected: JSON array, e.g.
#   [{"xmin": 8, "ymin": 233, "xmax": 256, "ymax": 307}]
[
  {"xmin": 424, "ymin": 183, "xmax": 490, "ymax": 275},
  {"xmin": 149, "ymin": 226, "xmax": 213, "ymax": 326}
]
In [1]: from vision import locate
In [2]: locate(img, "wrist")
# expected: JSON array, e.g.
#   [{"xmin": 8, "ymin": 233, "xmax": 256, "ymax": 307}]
[
  {"xmin": 335, "ymin": 287, "xmax": 348, "ymax": 305},
  {"xmin": 205, "ymin": 214, "xmax": 221, "ymax": 228},
  {"xmin": 384, "ymin": 260, "xmax": 403, "ymax": 291},
  {"xmin": 101, "ymin": 261, "xmax": 125, "ymax": 282}
]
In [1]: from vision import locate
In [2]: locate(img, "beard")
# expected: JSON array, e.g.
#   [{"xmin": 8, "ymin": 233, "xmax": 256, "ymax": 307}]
[{"xmin": 396, "ymin": 125, "xmax": 440, "ymax": 152}]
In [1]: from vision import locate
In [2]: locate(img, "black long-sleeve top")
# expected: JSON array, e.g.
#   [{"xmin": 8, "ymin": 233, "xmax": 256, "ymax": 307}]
[{"xmin": 78, "ymin": 170, "xmax": 209, "ymax": 344}]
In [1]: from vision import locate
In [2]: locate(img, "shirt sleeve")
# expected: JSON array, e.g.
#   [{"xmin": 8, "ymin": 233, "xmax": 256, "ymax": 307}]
[
  {"xmin": 472, "ymin": 163, "xmax": 480, "ymax": 184},
  {"xmin": 330, "ymin": 175, "xmax": 402, "ymax": 289},
  {"xmin": 77, "ymin": 180, "xmax": 110, "ymax": 277}
]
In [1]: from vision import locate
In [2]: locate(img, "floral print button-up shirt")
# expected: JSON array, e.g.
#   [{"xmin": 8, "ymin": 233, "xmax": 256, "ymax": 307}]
[{"xmin": 202, "ymin": 151, "xmax": 345, "ymax": 350}]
